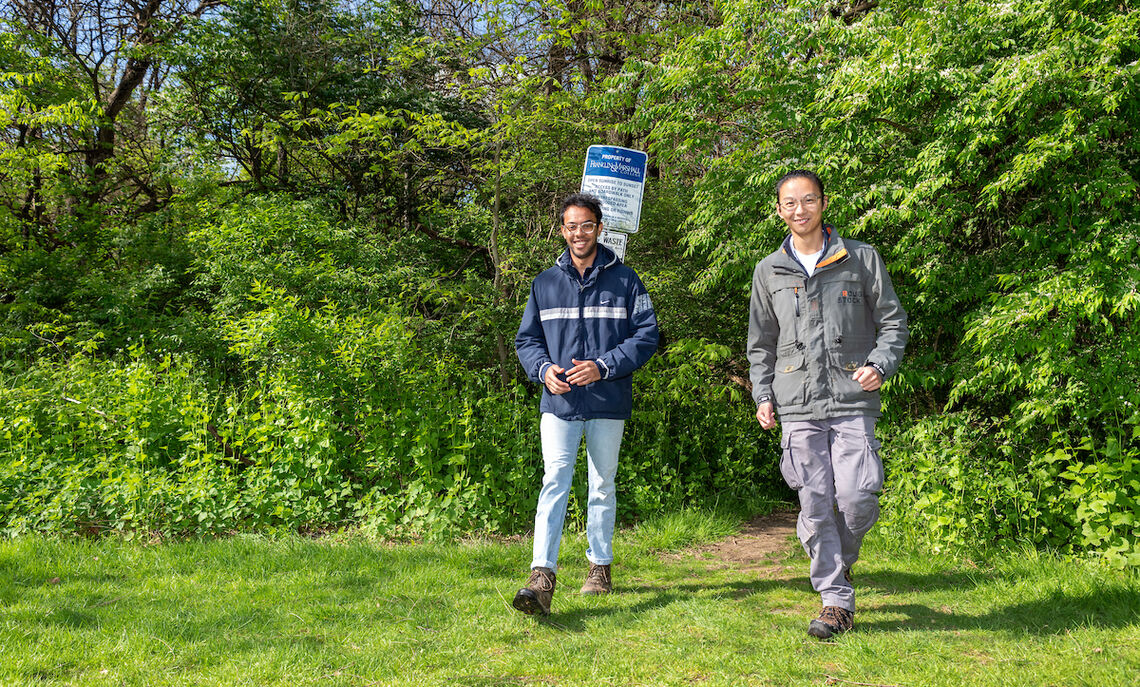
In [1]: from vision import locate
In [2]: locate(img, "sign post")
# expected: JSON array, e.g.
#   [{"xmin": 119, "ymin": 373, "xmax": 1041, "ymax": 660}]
[
  {"xmin": 580, "ymin": 145, "xmax": 647, "ymax": 262},
  {"xmin": 597, "ymin": 229, "xmax": 628, "ymax": 261}
]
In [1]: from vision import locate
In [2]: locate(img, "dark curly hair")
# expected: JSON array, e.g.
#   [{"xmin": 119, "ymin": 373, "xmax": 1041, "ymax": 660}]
[{"xmin": 560, "ymin": 192, "xmax": 603, "ymax": 224}]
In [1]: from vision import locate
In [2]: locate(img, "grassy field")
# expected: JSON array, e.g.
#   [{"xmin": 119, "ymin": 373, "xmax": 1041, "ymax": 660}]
[{"xmin": 1, "ymin": 510, "xmax": 1138, "ymax": 686}]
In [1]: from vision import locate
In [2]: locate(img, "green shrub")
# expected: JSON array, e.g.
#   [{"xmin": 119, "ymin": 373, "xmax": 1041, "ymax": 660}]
[
  {"xmin": 880, "ymin": 409, "xmax": 1140, "ymax": 567},
  {"xmin": 0, "ymin": 318, "xmax": 787, "ymax": 539}
]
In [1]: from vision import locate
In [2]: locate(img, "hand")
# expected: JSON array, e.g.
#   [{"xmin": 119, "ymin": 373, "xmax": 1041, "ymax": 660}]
[
  {"xmin": 543, "ymin": 364, "xmax": 571, "ymax": 395},
  {"xmin": 852, "ymin": 366, "xmax": 883, "ymax": 392},
  {"xmin": 566, "ymin": 358, "xmax": 601, "ymax": 386},
  {"xmin": 756, "ymin": 401, "xmax": 777, "ymax": 430}
]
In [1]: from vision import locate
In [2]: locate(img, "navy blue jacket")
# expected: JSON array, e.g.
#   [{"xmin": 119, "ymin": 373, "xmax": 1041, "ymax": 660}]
[{"xmin": 515, "ymin": 244, "xmax": 659, "ymax": 420}]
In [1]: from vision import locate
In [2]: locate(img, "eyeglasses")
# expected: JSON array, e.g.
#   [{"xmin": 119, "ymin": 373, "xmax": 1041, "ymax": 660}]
[
  {"xmin": 563, "ymin": 221, "xmax": 598, "ymax": 234},
  {"xmin": 779, "ymin": 195, "xmax": 822, "ymax": 211}
]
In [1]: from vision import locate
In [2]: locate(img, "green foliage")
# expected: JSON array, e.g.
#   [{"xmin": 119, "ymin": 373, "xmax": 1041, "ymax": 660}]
[
  {"xmin": 0, "ymin": 197, "xmax": 216, "ymax": 364},
  {"xmin": 620, "ymin": 338, "xmax": 782, "ymax": 517},
  {"xmin": 170, "ymin": 0, "xmax": 482, "ymax": 201},
  {"xmin": 631, "ymin": 0, "xmax": 1140, "ymax": 563},
  {"xmin": 189, "ymin": 196, "xmax": 399, "ymax": 317},
  {"xmin": 0, "ymin": 24, "xmax": 94, "ymax": 223},
  {"xmin": 881, "ymin": 410, "xmax": 1140, "ymax": 567},
  {"xmin": 879, "ymin": 414, "xmax": 1037, "ymax": 554},
  {"xmin": 0, "ymin": 322, "xmax": 785, "ymax": 538},
  {"xmin": 2, "ymin": 0, "xmax": 1139, "ymax": 565}
]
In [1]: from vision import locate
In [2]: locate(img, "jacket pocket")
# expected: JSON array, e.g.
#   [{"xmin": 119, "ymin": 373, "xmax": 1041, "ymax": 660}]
[
  {"xmin": 779, "ymin": 434, "xmax": 803, "ymax": 490},
  {"xmin": 828, "ymin": 336, "xmax": 873, "ymax": 403},
  {"xmin": 769, "ymin": 277, "xmax": 804, "ymax": 324},
  {"xmin": 772, "ymin": 350, "xmax": 806, "ymax": 407}
]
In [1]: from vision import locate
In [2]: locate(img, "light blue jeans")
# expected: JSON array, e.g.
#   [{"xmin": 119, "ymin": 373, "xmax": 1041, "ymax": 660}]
[{"xmin": 531, "ymin": 413, "xmax": 626, "ymax": 572}]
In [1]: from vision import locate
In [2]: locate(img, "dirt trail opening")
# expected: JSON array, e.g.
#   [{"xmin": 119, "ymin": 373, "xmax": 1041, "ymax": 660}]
[{"xmin": 692, "ymin": 510, "xmax": 799, "ymax": 574}]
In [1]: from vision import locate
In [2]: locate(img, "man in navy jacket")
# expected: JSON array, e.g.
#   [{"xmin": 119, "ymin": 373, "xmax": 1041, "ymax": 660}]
[{"xmin": 512, "ymin": 192, "xmax": 659, "ymax": 616}]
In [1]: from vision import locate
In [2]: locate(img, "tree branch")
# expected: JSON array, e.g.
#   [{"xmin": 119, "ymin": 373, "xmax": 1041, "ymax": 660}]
[
  {"xmin": 831, "ymin": 1, "xmax": 881, "ymax": 22},
  {"xmin": 872, "ymin": 116, "xmax": 917, "ymax": 137},
  {"xmin": 413, "ymin": 221, "xmax": 490, "ymax": 255}
]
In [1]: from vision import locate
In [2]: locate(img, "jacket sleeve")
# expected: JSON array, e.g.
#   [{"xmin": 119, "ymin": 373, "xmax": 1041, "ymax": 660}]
[
  {"xmin": 746, "ymin": 261, "xmax": 778, "ymax": 406},
  {"xmin": 863, "ymin": 247, "xmax": 908, "ymax": 378},
  {"xmin": 515, "ymin": 281, "xmax": 553, "ymax": 384},
  {"xmin": 596, "ymin": 271, "xmax": 659, "ymax": 379}
]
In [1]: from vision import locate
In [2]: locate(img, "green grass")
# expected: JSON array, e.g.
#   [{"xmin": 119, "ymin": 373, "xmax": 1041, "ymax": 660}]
[{"xmin": 1, "ymin": 509, "xmax": 1138, "ymax": 686}]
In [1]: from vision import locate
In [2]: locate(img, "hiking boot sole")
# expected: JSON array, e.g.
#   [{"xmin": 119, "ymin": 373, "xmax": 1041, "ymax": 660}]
[
  {"xmin": 512, "ymin": 588, "xmax": 550, "ymax": 616},
  {"xmin": 808, "ymin": 619, "xmax": 844, "ymax": 639}
]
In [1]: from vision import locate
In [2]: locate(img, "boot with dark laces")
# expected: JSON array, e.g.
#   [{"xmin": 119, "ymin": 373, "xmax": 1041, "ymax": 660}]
[
  {"xmin": 513, "ymin": 567, "xmax": 556, "ymax": 616},
  {"xmin": 579, "ymin": 563, "xmax": 612, "ymax": 595},
  {"xmin": 808, "ymin": 605, "xmax": 854, "ymax": 639}
]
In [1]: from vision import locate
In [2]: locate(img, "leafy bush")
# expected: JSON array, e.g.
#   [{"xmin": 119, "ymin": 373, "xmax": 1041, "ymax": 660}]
[
  {"xmin": 880, "ymin": 409, "xmax": 1140, "ymax": 567},
  {"xmin": 5, "ymin": 0, "xmax": 1137, "ymax": 566},
  {"xmin": 0, "ymin": 313, "xmax": 786, "ymax": 539},
  {"xmin": 634, "ymin": 0, "xmax": 1140, "ymax": 563}
]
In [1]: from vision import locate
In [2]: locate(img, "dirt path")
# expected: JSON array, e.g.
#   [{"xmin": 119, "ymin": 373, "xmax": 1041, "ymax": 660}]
[{"xmin": 691, "ymin": 510, "xmax": 799, "ymax": 574}]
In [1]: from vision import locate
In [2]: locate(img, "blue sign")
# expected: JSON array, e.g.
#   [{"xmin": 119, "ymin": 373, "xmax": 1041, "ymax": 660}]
[
  {"xmin": 581, "ymin": 145, "xmax": 648, "ymax": 234},
  {"xmin": 583, "ymin": 147, "xmax": 647, "ymax": 183}
]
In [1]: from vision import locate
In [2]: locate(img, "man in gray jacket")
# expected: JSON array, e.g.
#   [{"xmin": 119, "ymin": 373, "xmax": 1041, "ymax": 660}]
[{"xmin": 747, "ymin": 170, "xmax": 907, "ymax": 639}]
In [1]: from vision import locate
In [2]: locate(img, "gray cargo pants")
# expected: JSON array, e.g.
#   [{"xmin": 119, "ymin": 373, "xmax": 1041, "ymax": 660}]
[{"xmin": 780, "ymin": 415, "xmax": 883, "ymax": 611}]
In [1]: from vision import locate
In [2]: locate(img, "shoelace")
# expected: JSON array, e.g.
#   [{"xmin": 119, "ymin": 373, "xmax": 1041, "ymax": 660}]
[
  {"xmin": 586, "ymin": 566, "xmax": 610, "ymax": 585},
  {"xmin": 529, "ymin": 569, "xmax": 554, "ymax": 591},
  {"xmin": 820, "ymin": 607, "xmax": 851, "ymax": 628}
]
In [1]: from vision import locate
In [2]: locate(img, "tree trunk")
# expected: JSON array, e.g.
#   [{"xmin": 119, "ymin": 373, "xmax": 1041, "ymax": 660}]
[
  {"xmin": 491, "ymin": 136, "xmax": 512, "ymax": 387},
  {"xmin": 277, "ymin": 140, "xmax": 289, "ymax": 186},
  {"xmin": 83, "ymin": 0, "xmax": 163, "ymax": 205}
]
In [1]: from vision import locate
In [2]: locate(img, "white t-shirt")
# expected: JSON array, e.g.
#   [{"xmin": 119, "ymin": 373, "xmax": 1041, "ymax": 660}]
[{"xmin": 791, "ymin": 243, "xmax": 824, "ymax": 277}]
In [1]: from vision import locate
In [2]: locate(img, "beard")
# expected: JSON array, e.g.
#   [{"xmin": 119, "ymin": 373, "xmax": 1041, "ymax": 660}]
[{"xmin": 572, "ymin": 243, "xmax": 597, "ymax": 260}]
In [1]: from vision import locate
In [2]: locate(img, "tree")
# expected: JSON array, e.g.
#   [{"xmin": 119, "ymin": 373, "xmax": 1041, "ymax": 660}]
[
  {"xmin": 1, "ymin": 0, "xmax": 219, "ymax": 245},
  {"xmin": 635, "ymin": 0, "xmax": 1140, "ymax": 560}
]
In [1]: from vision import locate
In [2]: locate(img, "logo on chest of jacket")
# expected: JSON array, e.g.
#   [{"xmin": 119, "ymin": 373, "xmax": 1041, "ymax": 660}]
[{"xmin": 837, "ymin": 289, "xmax": 864, "ymax": 305}]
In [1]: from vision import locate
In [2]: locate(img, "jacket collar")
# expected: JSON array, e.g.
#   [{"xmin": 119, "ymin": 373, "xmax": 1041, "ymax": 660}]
[
  {"xmin": 557, "ymin": 243, "xmax": 619, "ymax": 282},
  {"xmin": 780, "ymin": 224, "xmax": 848, "ymax": 274}
]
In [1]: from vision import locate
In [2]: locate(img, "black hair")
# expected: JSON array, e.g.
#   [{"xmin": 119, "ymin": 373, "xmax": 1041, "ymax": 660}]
[
  {"xmin": 560, "ymin": 192, "xmax": 603, "ymax": 224},
  {"xmin": 775, "ymin": 170, "xmax": 825, "ymax": 199}
]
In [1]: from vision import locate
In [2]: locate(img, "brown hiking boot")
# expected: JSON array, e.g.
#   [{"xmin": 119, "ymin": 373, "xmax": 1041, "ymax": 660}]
[
  {"xmin": 808, "ymin": 606, "xmax": 854, "ymax": 639},
  {"xmin": 512, "ymin": 567, "xmax": 556, "ymax": 616},
  {"xmin": 579, "ymin": 563, "xmax": 612, "ymax": 595}
]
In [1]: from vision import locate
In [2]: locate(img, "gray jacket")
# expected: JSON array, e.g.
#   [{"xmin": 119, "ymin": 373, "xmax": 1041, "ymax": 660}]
[{"xmin": 747, "ymin": 226, "xmax": 908, "ymax": 422}]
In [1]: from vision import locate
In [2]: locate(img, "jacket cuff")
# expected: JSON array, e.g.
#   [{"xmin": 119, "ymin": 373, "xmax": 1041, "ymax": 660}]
[
  {"xmin": 865, "ymin": 361, "xmax": 887, "ymax": 379},
  {"xmin": 538, "ymin": 361, "xmax": 554, "ymax": 382},
  {"xmin": 595, "ymin": 358, "xmax": 611, "ymax": 379}
]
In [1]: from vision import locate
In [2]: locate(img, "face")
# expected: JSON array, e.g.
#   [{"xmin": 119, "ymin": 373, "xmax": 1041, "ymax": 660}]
[
  {"xmin": 561, "ymin": 204, "xmax": 601, "ymax": 262},
  {"xmin": 776, "ymin": 176, "xmax": 828, "ymax": 242}
]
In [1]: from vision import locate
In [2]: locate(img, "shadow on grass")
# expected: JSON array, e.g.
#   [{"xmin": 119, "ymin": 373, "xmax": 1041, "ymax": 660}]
[
  {"xmin": 11, "ymin": 538, "xmax": 1138, "ymax": 645},
  {"xmin": 41, "ymin": 607, "xmax": 98, "ymax": 628},
  {"xmin": 859, "ymin": 590, "xmax": 1140, "ymax": 635},
  {"xmin": 539, "ymin": 577, "xmax": 804, "ymax": 632},
  {"xmin": 535, "ymin": 568, "xmax": 1140, "ymax": 636},
  {"xmin": 855, "ymin": 567, "xmax": 1140, "ymax": 635}
]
